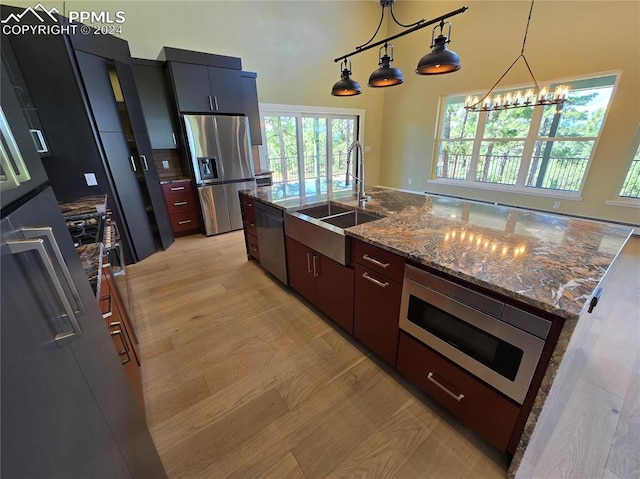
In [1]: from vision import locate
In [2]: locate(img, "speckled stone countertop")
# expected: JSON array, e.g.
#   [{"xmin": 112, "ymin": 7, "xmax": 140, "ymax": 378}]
[
  {"xmin": 243, "ymin": 183, "xmax": 634, "ymax": 476},
  {"xmin": 58, "ymin": 194, "xmax": 107, "ymax": 220},
  {"xmin": 75, "ymin": 242, "xmax": 103, "ymax": 295}
]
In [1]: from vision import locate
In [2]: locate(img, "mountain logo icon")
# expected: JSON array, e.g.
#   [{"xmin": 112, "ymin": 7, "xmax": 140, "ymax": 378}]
[{"xmin": 1, "ymin": 3, "xmax": 59, "ymax": 24}]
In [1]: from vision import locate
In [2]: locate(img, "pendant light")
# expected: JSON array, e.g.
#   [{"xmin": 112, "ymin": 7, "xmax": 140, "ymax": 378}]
[
  {"xmin": 331, "ymin": 59, "xmax": 361, "ymax": 97},
  {"xmin": 368, "ymin": 43, "xmax": 403, "ymax": 88},
  {"xmin": 416, "ymin": 21, "xmax": 461, "ymax": 75},
  {"xmin": 331, "ymin": 1, "xmax": 468, "ymax": 97}
]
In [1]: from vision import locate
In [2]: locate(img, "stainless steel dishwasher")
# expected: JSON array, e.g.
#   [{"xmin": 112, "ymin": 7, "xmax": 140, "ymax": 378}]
[{"xmin": 255, "ymin": 201, "xmax": 288, "ymax": 285}]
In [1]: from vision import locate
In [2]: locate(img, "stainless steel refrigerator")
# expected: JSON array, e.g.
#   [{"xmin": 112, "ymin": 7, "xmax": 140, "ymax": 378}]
[
  {"xmin": 183, "ymin": 114, "xmax": 255, "ymax": 236},
  {"xmin": 1, "ymin": 57, "xmax": 166, "ymax": 478}
]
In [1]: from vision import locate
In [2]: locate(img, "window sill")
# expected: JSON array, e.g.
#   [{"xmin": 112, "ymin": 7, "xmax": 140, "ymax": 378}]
[{"xmin": 427, "ymin": 179, "xmax": 583, "ymax": 201}]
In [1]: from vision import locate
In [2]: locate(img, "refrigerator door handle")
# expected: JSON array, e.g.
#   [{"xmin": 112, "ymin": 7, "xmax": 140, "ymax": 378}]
[
  {"xmin": 21, "ymin": 226, "xmax": 85, "ymax": 315},
  {"xmin": 7, "ymin": 238, "xmax": 83, "ymax": 347}
]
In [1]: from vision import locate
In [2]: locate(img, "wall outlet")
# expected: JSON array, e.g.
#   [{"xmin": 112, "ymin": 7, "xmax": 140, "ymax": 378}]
[
  {"xmin": 407, "ymin": 178, "xmax": 412, "ymax": 185},
  {"xmin": 84, "ymin": 173, "xmax": 97, "ymax": 186},
  {"xmin": 162, "ymin": 160, "xmax": 170, "ymax": 169},
  {"xmin": 553, "ymin": 201, "xmax": 561, "ymax": 210}
]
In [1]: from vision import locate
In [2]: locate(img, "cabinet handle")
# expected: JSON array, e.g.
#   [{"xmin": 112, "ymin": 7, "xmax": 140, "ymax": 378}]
[
  {"xmin": 129, "ymin": 156, "xmax": 137, "ymax": 172},
  {"xmin": 213, "ymin": 96, "xmax": 219, "ymax": 110},
  {"xmin": 7, "ymin": 238, "xmax": 83, "ymax": 347},
  {"xmin": 208, "ymin": 95, "xmax": 214, "ymax": 110},
  {"xmin": 427, "ymin": 372, "xmax": 465, "ymax": 402},
  {"xmin": 306, "ymin": 252, "xmax": 312, "ymax": 274},
  {"xmin": 312, "ymin": 254, "xmax": 319, "ymax": 277},
  {"xmin": 29, "ymin": 129, "xmax": 49, "ymax": 153},
  {"xmin": 178, "ymin": 219, "xmax": 192, "ymax": 225},
  {"xmin": 109, "ymin": 328, "xmax": 131, "ymax": 364},
  {"xmin": 362, "ymin": 254, "xmax": 390, "ymax": 269},
  {"xmin": 170, "ymin": 186, "xmax": 185, "ymax": 191},
  {"xmin": 100, "ymin": 294, "xmax": 113, "ymax": 319},
  {"xmin": 140, "ymin": 155, "xmax": 149, "ymax": 171},
  {"xmin": 171, "ymin": 132, "xmax": 177, "ymax": 146},
  {"xmin": 21, "ymin": 227, "xmax": 84, "ymax": 314},
  {"xmin": 249, "ymin": 222, "xmax": 255, "ymax": 227},
  {"xmin": 174, "ymin": 201, "xmax": 188, "ymax": 206},
  {"xmin": 362, "ymin": 272, "xmax": 389, "ymax": 288}
]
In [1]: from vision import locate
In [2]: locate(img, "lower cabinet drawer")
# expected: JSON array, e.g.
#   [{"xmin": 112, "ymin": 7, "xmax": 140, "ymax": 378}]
[
  {"xmin": 170, "ymin": 211, "xmax": 200, "ymax": 234},
  {"xmin": 165, "ymin": 191, "xmax": 196, "ymax": 214},
  {"xmin": 396, "ymin": 332, "xmax": 520, "ymax": 452},
  {"xmin": 247, "ymin": 233, "xmax": 259, "ymax": 261}
]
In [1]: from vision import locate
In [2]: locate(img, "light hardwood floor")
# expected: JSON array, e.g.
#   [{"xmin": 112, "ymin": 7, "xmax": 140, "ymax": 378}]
[
  {"xmin": 127, "ymin": 231, "xmax": 639, "ymax": 479},
  {"xmin": 127, "ymin": 231, "xmax": 508, "ymax": 478}
]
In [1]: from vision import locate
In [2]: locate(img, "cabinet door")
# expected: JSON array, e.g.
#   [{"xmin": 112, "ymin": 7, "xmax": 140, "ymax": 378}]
[
  {"xmin": 354, "ymin": 264, "xmax": 402, "ymax": 366},
  {"xmin": 315, "ymin": 253, "xmax": 354, "ymax": 334},
  {"xmin": 170, "ymin": 62, "xmax": 211, "ymax": 112},
  {"xmin": 285, "ymin": 236, "xmax": 316, "ymax": 303},
  {"xmin": 132, "ymin": 62, "xmax": 179, "ymax": 149},
  {"xmin": 208, "ymin": 67, "xmax": 244, "ymax": 114},
  {"xmin": 114, "ymin": 60, "xmax": 174, "ymax": 251},
  {"xmin": 241, "ymin": 73, "xmax": 262, "ymax": 145},
  {"xmin": 100, "ymin": 131, "xmax": 156, "ymax": 261}
]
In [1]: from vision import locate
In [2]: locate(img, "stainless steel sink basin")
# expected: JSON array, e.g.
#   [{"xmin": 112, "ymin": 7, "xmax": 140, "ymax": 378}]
[{"xmin": 284, "ymin": 202, "xmax": 384, "ymax": 265}]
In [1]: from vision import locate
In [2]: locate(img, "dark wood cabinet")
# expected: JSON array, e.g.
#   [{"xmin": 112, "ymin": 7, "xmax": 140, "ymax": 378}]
[
  {"xmin": 162, "ymin": 181, "xmax": 200, "ymax": 235},
  {"xmin": 241, "ymin": 71, "xmax": 262, "ymax": 145},
  {"xmin": 169, "ymin": 62, "xmax": 244, "ymax": 114},
  {"xmin": 286, "ymin": 236, "xmax": 354, "ymax": 334},
  {"xmin": 132, "ymin": 59, "xmax": 180, "ymax": 150},
  {"xmin": 397, "ymin": 332, "xmax": 521, "ymax": 452},
  {"xmin": 240, "ymin": 193, "xmax": 259, "ymax": 260},
  {"xmin": 100, "ymin": 264, "xmax": 143, "ymax": 413}
]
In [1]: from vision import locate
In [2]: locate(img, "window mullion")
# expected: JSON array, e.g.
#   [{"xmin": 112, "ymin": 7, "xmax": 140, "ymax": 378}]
[
  {"xmin": 296, "ymin": 115, "xmax": 305, "ymax": 198},
  {"xmin": 468, "ymin": 111, "xmax": 487, "ymax": 182},
  {"xmin": 518, "ymin": 105, "xmax": 544, "ymax": 187}
]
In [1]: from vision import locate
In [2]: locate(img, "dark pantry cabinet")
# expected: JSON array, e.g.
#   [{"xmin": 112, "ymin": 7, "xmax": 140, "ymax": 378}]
[{"xmin": 3, "ymin": 7, "xmax": 173, "ymax": 264}]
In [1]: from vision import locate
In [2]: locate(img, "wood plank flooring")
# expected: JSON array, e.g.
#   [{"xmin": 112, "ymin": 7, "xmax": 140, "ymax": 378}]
[
  {"xmin": 516, "ymin": 236, "xmax": 640, "ymax": 479},
  {"xmin": 126, "ymin": 231, "xmax": 508, "ymax": 478}
]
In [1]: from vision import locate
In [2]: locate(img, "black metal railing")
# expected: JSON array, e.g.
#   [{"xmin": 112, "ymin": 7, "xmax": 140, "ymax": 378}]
[{"xmin": 620, "ymin": 156, "xmax": 640, "ymax": 198}]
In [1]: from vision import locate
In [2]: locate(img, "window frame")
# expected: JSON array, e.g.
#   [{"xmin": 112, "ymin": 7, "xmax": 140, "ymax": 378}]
[
  {"xmin": 606, "ymin": 124, "xmax": 640, "ymax": 208},
  {"xmin": 430, "ymin": 70, "xmax": 621, "ymax": 200}
]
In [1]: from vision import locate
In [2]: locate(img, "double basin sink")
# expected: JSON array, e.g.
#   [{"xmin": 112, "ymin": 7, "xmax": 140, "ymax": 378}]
[{"xmin": 283, "ymin": 202, "xmax": 384, "ymax": 265}]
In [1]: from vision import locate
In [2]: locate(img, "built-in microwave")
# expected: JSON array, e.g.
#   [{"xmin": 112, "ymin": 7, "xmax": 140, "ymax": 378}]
[{"xmin": 399, "ymin": 264, "xmax": 551, "ymax": 405}]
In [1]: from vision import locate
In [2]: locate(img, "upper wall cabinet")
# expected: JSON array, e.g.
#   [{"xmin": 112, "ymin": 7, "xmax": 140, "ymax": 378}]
[
  {"xmin": 160, "ymin": 47, "xmax": 244, "ymax": 115},
  {"xmin": 132, "ymin": 59, "xmax": 180, "ymax": 150},
  {"xmin": 241, "ymin": 71, "xmax": 262, "ymax": 145}
]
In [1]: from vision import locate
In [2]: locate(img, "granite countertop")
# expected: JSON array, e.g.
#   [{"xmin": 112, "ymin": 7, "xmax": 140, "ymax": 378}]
[
  {"xmin": 160, "ymin": 178, "xmax": 191, "ymax": 185},
  {"xmin": 59, "ymin": 194, "xmax": 107, "ymax": 220},
  {"xmin": 75, "ymin": 242, "xmax": 103, "ymax": 296},
  {"xmin": 242, "ymin": 183, "xmax": 634, "ymax": 476}
]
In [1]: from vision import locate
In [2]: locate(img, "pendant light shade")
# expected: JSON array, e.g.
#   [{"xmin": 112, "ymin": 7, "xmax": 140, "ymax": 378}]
[
  {"xmin": 416, "ymin": 21, "xmax": 461, "ymax": 75},
  {"xmin": 331, "ymin": 60, "xmax": 361, "ymax": 96},
  {"xmin": 368, "ymin": 44, "xmax": 404, "ymax": 88}
]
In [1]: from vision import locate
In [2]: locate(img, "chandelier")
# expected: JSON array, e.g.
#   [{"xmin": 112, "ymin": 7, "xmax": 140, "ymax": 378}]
[
  {"xmin": 331, "ymin": 1, "xmax": 468, "ymax": 97},
  {"xmin": 464, "ymin": 0, "xmax": 569, "ymax": 112}
]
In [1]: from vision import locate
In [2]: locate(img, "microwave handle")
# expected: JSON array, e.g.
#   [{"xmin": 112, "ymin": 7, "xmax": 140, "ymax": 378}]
[{"xmin": 7, "ymin": 238, "xmax": 83, "ymax": 347}]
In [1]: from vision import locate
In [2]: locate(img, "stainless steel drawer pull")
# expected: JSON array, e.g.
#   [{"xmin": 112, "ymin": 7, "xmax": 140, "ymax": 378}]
[
  {"xmin": 362, "ymin": 254, "xmax": 390, "ymax": 269},
  {"xmin": 178, "ymin": 219, "xmax": 192, "ymax": 225},
  {"xmin": 129, "ymin": 155, "xmax": 137, "ymax": 172},
  {"xmin": 7, "ymin": 238, "xmax": 83, "ymax": 346},
  {"xmin": 100, "ymin": 294, "xmax": 113, "ymax": 319},
  {"xmin": 312, "ymin": 254, "xmax": 319, "ymax": 277},
  {"xmin": 362, "ymin": 272, "xmax": 389, "ymax": 288},
  {"xmin": 140, "ymin": 155, "xmax": 149, "ymax": 171},
  {"xmin": 109, "ymin": 329, "xmax": 131, "ymax": 364},
  {"xmin": 174, "ymin": 201, "xmax": 188, "ymax": 206},
  {"xmin": 306, "ymin": 252, "xmax": 313, "ymax": 274},
  {"xmin": 170, "ymin": 186, "xmax": 185, "ymax": 191},
  {"xmin": 171, "ymin": 132, "xmax": 177, "ymax": 146},
  {"xmin": 29, "ymin": 129, "xmax": 49, "ymax": 153},
  {"xmin": 208, "ymin": 95, "xmax": 214, "ymax": 110},
  {"xmin": 427, "ymin": 372, "xmax": 465, "ymax": 402},
  {"xmin": 213, "ymin": 96, "xmax": 219, "ymax": 110},
  {"xmin": 249, "ymin": 222, "xmax": 255, "ymax": 227}
]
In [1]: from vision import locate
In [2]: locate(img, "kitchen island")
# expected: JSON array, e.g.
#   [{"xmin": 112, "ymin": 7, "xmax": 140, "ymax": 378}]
[{"xmin": 241, "ymin": 183, "xmax": 634, "ymax": 477}]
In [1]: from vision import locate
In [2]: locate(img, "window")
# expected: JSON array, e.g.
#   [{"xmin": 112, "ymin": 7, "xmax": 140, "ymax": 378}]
[
  {"xmin": 434, "ymin": 73, "xmax": 618, "ymax": 197},
  {"xmin": 618, "ymin": 131, "xmax": 640, "ymax": 199},
  {"xmin": 261, "ymin": 105, "xmax": 361, "ymax": 199}
]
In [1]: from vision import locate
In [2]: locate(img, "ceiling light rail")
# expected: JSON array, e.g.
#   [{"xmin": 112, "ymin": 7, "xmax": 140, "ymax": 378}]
[{"xmin": 331, "ymin": 2, "xmax": 469, "ymax": 97}]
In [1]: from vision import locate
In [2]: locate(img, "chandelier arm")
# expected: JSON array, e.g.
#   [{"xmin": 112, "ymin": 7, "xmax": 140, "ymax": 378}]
[
  {"xmin": 355, "ymin": 4, "xmax": 386, "ymax": 50},
  {"xmin": 520, "ymin": 0, "xmax": 536, "ymax": 56},
  {"xmin": 471, "ymin": 54, "xmax": 524, "ymax": 108},
  {"xmin": 521, "ymin": 55, "xmax": 541, "ymax": 93},
  {"xmin": 390, "ymin": 2, "xmax": 425, "ymax": 28},
  {"xmin": 334, "ymin": 6, "xmax": 468, "ymax": 63}
]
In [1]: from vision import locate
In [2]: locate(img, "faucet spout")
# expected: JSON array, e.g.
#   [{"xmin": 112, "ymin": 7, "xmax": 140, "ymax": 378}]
[{"xmin": 346, "ymin": 140, "xmax": 368, "ymax": 207}]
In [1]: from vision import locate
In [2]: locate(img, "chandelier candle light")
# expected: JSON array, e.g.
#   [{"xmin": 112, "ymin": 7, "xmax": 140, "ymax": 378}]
[
  {"xmin": 464, "ymin": 0, "xmax": 569, "ymax": 112},
  {"xmin": 331, "ymin": 1, "xmax": 468, "ymax": 97}
]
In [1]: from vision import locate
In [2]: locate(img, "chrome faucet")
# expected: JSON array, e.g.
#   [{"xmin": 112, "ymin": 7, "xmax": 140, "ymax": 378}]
[{"xmin": 346, "ymin": 140, "xmax": 369, "ymax": 207}]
